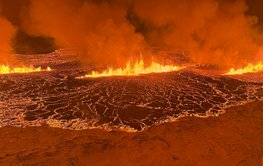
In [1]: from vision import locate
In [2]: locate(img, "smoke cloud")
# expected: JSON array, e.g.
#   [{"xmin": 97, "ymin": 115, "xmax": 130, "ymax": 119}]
[
  {"xmin": 132, "ymin": 0, "xmax": 262, "ymax": 66},
  {"xmin": 21, "ymin": 0, "xmax": 145, "ymax": 67},
  {"xmin": 0, "ymin": 2, "xmax": 17, "ymax": 64},
  {"xmin": 0, "ymin": 0, "xmax": 263, "ymax": 67}
]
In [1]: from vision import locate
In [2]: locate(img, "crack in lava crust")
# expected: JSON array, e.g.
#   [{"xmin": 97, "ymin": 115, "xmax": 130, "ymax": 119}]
[{"xmin": 0, "ymin": 70, "xmax": 262, "ymax": 131}]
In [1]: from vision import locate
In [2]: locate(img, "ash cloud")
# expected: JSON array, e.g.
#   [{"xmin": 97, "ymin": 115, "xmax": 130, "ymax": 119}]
[{"xmin": 0, "ymin": 0, "xmax": 263, "ymax": 67}]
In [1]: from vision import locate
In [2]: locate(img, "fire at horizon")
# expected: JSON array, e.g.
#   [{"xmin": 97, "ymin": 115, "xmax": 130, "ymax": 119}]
[
  {"xmin": 78, "ymin": 60, "xmax": 182, "ymax": 78},
  {"xmin": 226, "ymin": 61, "xmax": 263, "ymax": 75},
  {"xmin": 0, "ymin": 65, "xmax": 52, "ymax": 75}
]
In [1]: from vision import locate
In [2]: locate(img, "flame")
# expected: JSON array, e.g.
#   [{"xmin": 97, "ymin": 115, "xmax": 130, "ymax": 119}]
[
  {"xmin": 226, "ymin": 61, "xmax": 263, "ymax": 75},
  {"xmin": 0, "ymin": 65, "xmax": 52, "ymax": 75},
  {"xmin": 79, "ymin": 60, "xmax": 181, "ymax": 78}
]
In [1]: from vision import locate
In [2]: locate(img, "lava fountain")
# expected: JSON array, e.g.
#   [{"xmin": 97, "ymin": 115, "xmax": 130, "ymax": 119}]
[
  {"xmin": 78, "ymin": 60, "xmax": 182, "ymax": 78},
  {"xmin": 0, "ymin": 65, "xmax": 52, "ymax": 75},
  {"xmin": 226, "ymin": 61, "xmax": 263, "ymax": 75}
]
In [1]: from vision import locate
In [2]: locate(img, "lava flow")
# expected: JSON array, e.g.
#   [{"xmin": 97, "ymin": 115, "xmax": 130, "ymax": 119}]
[
  {"xmin": 79, "ymin": 60, "xmax": 181, "ymax": 78},
  {"xmin": 226, "ymin": 61, "xmax": 263, "ymax": 75},
  {"xmin": 0, "ymin": 65, "xmax": 51, "ymax": 75}
]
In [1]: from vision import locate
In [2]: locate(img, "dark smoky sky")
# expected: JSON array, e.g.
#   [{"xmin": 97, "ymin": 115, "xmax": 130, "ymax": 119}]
[
  {"xmin": 0, "ymin": 0, "xmax": 263, "ymax": 67},
  {"xmin": 246, "ymin": 0, "xmax": 263, "ymax": 25},
  {"xmin": 1, "ymin": 0, "xmax": 262, "ymax": 25}
]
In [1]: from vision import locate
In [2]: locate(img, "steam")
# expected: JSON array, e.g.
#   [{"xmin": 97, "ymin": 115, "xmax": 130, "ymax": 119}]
[
  {"xmin": 1, "ymin": 0, "xmax": 263, "ymax": 67},
  {"xmin": 0, "ymin": 2, "xmax": 17, "ymax": 64}
]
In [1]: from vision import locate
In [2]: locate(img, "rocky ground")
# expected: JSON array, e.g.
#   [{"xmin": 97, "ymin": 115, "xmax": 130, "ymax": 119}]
[{"xmin": 0, "ymin": 100, "xmax": 262, "ymax": 166}]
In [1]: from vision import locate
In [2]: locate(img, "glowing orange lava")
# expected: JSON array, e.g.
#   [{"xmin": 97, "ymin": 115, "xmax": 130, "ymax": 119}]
[
  {"xmin": 79, "ymin": 60, "xmax": 181, "ymax": 78},
  {"xmin": 0, "ymin": 65, "xmax": 52, "ymax": 75},
  {"xmin": 226, "ymin": 61, "xmax": 263, "ymax": 75}
]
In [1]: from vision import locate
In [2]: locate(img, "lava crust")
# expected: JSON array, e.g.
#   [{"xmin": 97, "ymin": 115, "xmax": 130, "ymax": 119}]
[{"xmin": 0, "ymin": 65, "xmax": 262, "ymax": 131}]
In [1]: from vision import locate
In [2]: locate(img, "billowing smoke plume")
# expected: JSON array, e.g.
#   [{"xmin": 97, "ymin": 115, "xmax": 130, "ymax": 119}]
[
  {"xmin": 132, "ymin": 0, "xmax": 262, "ymax": 66},
  {"xmin": 21, "ymin": 0, "xmax": 145, "ymax": 67},
  {"xmin": 0, "ymin": 2, "xmax": 17, "ymax": 64},
  {"xmin": 1, "ymin": 0, "xmax": 263, "ymax": 67}
]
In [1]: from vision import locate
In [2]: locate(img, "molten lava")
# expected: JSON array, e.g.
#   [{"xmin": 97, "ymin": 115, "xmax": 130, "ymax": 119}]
[
  {"xmin": 0, "ymin": 65, "xmax": 51, "ymax": 74},
  {"xmin": 79, "ymin": 60, "xmax": 181, "ymax": 78},
  {"xmin": 226, "ymin": 61, "xmax": 263, "ymax": 75}
]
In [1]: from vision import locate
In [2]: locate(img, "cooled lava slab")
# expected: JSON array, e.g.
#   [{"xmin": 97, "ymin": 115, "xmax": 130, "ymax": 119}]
[{"xmin": 0, "ymin": 69, "xmax": 262, "ymax": 131}]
